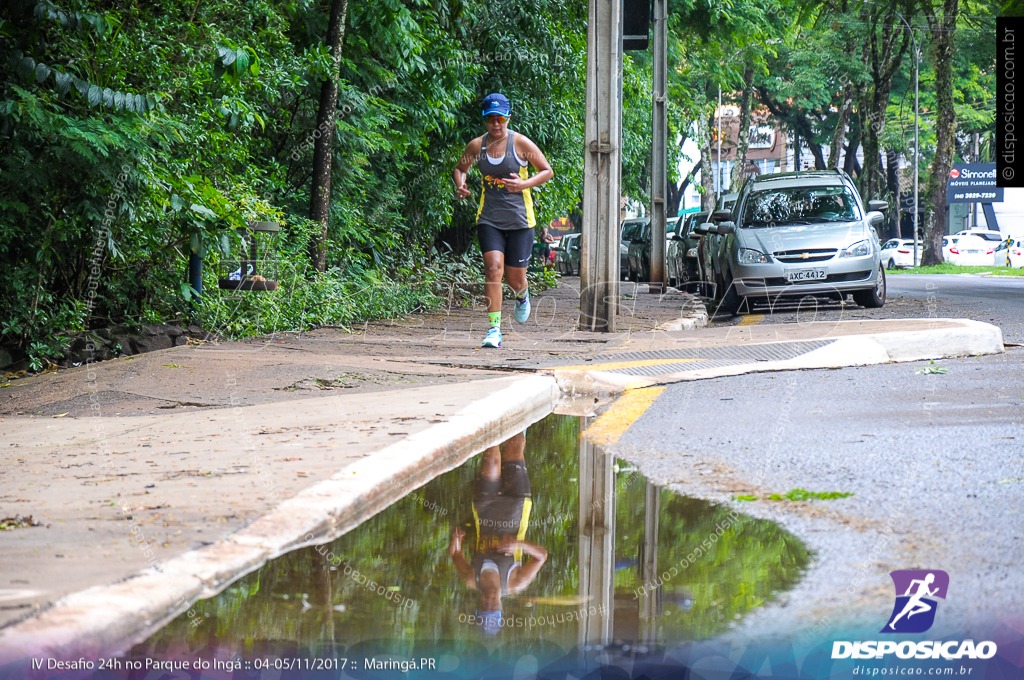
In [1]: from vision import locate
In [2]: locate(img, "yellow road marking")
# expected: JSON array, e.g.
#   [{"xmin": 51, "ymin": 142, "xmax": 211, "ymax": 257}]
[
  {"xmin": 581, "ymin": 387, "xmax": 666, "ymax": 446},
  {"xmin": 554, "ymin": 358, "xmax": 701, "ymax": 372},
  {"xmin": 737, "ymin": 314, "xmax": 764, "ymax": 327}
]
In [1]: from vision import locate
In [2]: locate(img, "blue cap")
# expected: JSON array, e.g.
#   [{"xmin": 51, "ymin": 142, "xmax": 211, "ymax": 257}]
[
  {"xmin": 476, "ymin": 609, "xmax": 503, "ymax": 637},
  {"xmin": 482, "ymin": 93, "xmax": 511, "ymax": 117}
]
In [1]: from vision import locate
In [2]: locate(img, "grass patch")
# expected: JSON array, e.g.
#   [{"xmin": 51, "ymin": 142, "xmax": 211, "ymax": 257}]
[
  {"xmin": 916, "ymin": 361, "xmax": 949, "ymax": 375},
  {"xmin": 734, "ymin": 489, "xmax": 854, "ymax": 502},
  {"xmin": 888, "ymin": 264, "xmax": 1024, "ymax": 276}
]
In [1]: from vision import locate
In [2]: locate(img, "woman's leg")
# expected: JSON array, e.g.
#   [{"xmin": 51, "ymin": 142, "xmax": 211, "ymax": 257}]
[
  {"xmin": 505, "ymin": 265, "xmax": 527, "ymax": 299},
  {"xmin": 483, "ymin": 250, "xmax": 505, "ymax": 313}
]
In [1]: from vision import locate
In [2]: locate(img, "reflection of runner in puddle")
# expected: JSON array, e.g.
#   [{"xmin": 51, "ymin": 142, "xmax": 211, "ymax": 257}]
[{"xmin": 448, "ymin": 432, "xmax": 548, "ymax": 635}]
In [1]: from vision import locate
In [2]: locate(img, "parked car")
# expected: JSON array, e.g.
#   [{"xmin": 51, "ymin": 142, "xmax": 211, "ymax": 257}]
[
  {"xmin": 942, "ymin": 236, "xmax": 959, "ymax": 261},
  {"xmin": 625, "ymin": 217, "xmax": 679, "ymax": 282},
  {"xmin": 719, "ymin": 193, "xmax": 738, "ymax": 213},
  {"xmin": 697, "ymin": 169, "xmax": 887, "ymax": 315},
  {"xmin": 948, "ymin": 234, "xmax": 998, "ymax": 266},
  {"xmin": 619, "ymin": 218, "xmax": 648, "ymax": 281},
  {"xmin": 693, "ymin": 200, "xmax": 743, "ymax": 299},
  {"xmin": 880, "ymin": 239, "xmax": 922, "ymax": 269},
  {"xmin": 1004, "ymin": 238, "xmax": 1024, "ymax": 268},
  {"xmin": 555, "ymin": 233, "xmax": 582, "ymax": 276},
  {"xmin": 668, "ymin": 212, "xmax": 708, "ymax": 287},
  {"xmin": 955, "ymin": 229, "xmax": 1004, "ymax": 243}
]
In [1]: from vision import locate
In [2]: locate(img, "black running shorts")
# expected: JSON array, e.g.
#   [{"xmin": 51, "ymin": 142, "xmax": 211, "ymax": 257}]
[
  {"xmin": 473, "ymin": 461, "xmax": 531, "ymax": 535},
  {"xmin": 477, "ymin": 224, "xmax": 534, "ymax": 268}
]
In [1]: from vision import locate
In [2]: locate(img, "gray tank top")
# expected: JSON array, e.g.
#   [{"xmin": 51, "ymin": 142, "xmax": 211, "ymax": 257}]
[{"xmin": 476, "ymin": 131, "xmax": 536, "ymax": 231}]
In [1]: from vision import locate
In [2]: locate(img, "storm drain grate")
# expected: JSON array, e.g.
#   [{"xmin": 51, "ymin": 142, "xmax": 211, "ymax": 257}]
[
  {"xmin": 539, "ymin": 339, "xmax": 837, "ymax": 375},
  {"xmin": 594, "ymin": 340, "xmax": 835, "ymax": 364}
]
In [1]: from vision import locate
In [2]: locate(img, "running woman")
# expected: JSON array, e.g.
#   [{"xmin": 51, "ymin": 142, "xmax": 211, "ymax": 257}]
[{"xmin": 454, "ymin": 93, "xmax": 554, "ymax": 348}]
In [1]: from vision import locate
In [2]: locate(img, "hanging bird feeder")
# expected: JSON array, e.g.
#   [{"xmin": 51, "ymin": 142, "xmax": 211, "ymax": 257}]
[{"xmin": 217, "ymin": 221, "xmax": 281, "ymax": 291}]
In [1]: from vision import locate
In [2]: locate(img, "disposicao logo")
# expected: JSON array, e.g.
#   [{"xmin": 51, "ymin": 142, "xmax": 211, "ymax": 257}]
[
  {"xmin": 882, "ymin": 569, "xmax": 948, "ymax": 633},
  {"xmin": 831, "ymin": 570, "xmax": 998, "ymax": 660}
]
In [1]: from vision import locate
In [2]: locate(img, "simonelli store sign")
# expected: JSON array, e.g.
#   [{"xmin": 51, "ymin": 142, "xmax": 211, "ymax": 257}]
[{"xmin": 946, "ymin": 163, "xmax": 1004, "ymax": 203}]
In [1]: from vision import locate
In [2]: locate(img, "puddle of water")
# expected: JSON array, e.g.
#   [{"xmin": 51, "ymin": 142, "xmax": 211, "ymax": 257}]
[{"xmin": 132, "ymin": 413, "xmax": 809, "ymax": 674}]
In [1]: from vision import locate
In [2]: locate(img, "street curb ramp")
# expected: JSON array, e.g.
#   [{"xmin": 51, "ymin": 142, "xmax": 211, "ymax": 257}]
[
  {"xmin": 551, "ymin": 319, "xmax": 1004, "ymax": 391},
  {"xmin": 0, "ymin": 375, "xmax": 560, "ymax": 664}
]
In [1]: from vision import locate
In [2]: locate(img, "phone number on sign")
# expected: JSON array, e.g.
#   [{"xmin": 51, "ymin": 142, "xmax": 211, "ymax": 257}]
[{"xmin": 953, "ymin": 192, "xmax": 998, "ymax": 200}]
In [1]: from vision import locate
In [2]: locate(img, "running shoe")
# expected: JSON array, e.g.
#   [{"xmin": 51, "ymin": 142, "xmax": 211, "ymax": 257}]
[
  {"xmin": 481, "ymin": 326, "xmax": 502, "ymax": 348},
  {"xmin": 513, "ymin": 292, "xmax": 531, "ymax": 323}
]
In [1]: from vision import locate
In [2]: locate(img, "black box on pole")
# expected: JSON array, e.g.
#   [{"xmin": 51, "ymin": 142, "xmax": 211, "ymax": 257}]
[{"xmin": 623, "ymin": 0, "xmax": 651, "ymax": 50}]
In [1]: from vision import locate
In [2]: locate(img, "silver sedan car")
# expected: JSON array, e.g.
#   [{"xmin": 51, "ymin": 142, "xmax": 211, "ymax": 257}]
[{"xmin": 700, "ymin": 171, "xmax": 887, "ymax": 314}]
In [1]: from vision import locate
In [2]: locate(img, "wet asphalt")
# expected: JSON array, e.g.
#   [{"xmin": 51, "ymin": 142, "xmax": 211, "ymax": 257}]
[{"xmin": 612, "ymin": 274, "xmax": 1024, "ymax": 641}]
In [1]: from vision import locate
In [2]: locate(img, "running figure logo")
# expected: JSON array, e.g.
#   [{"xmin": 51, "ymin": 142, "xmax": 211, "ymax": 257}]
[{"xmin": 882, "ymin": 570, "xmax": 949, "ymax": 633}]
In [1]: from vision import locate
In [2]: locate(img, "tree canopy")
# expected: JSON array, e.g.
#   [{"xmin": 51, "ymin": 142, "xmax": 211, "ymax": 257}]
[{"xmin": 0, "ymin": 0, "xmax": 1001, "ymax": 365}]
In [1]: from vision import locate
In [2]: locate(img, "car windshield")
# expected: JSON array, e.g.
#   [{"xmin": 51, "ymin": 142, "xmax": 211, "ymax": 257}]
[
  {"xmin": 741, "ymin": 185, "xmax": 861, "ymax": 227},
  {"xmin": 973, "ymin": 233, "xmax": 1004, "ymax": 241},
  {"xmin": 684, "ymin": 213, "xmax": 709, "ymax": 234},
  {"xmin": 622, "ymin": 223, "xmax": 643, "ymax": 240}
]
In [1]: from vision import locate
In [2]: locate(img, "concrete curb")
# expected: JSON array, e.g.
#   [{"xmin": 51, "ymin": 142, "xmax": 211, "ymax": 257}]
[
  {"xmin": 0, "ymin": 375, "xmax": 559, "ymax": 663},
  {"xmin": 654, "ymin": 309, "xmax": 709, "ymax": 332},
  {"xmin": 551, "ymin": 319, "xmax": 1004, "ymax": 393}
]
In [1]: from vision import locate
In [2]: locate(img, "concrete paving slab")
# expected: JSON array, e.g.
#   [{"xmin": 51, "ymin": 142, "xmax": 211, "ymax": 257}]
[
  {"xmin": 0, "ymin": 374, "xmax": 558, "ymax": 661},
  {"xmin": 0, "ymin": 376, "xmax": 553, "ymax": 630}
]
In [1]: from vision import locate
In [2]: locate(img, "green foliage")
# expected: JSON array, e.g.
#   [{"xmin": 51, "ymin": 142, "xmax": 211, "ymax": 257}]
[
  {"xmin": 735, "ymin": 490, "xmax": 855, "ymax": 501},
  {"xmin": 0, "ymin": 0, "xmax": 1002, "ymax": 357},
  {"xmin": 916, "ymin": 360, "xmax": 949, "ymax": 375},
  {"xmin": 766, "ymin": 489, "xmax": 855, "ymax": 501},
  {"xmin": 0, "ymin": 0, "xmax": 586, "ymax": 356}
]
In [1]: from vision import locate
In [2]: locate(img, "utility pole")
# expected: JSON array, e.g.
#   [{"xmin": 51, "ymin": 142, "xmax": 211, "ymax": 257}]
[
  {"xmin": 971, "ymin": 132, "xmax": 980, "ymax": 229},
  {"xmin": 639, "ymin": 481, "xmax": 660, "ymax": 644},
  {"xmin": 578, "ymin": 418, "xmax": 615, "ymax": 647},
  {"xmin": 649, "ymin": 0, "xmax": 667, "ymax": 293},
  {"xmin": 716, "ymin": 85, "xmax": 722, "ymax": 202},
  {"xmin": 893, "ymin": 20, "xmax": 919, "ymax": 266},
  {"xmin": 580, "ymin": 0, "xmax": 622, "ymax": 331}
]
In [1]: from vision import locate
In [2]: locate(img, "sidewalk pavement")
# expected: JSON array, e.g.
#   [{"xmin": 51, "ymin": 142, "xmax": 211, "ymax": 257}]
[
  {"xmin": 0, "ymin": 278, "xmax": 1004, "ymax": 659},
  {"xmin": 0, "ymin": 280, "xmax": 702, "ymax": 636}
]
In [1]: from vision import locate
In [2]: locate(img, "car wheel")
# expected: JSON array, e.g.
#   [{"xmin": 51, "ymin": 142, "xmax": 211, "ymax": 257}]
[
  {"xmin": 716, "ymin": 273, "xmax": 742, "ymax": 316},
  {"xmin": 886, "ymin": 259, "xmax": 897, "ymax": 271},
  {"xmin": 853, "ymin": 265, "xmax": 886, "ymax": 308}
]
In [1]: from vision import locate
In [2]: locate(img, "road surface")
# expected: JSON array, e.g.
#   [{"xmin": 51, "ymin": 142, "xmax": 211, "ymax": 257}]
[{"xmin": 613, "ymin": 273, "xmax": 1024, "ymax": 640}]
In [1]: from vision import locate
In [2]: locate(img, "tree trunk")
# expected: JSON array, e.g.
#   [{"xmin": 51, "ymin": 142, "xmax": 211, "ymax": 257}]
[
  {"xmin": 308, "ymin": 0, "xmax": 349, "ymax": 272},
  {"xmin": 844, "ymin": 121, "xmax": 861, "ymax": 176},
  {"xmin": 792, "ymin": 131, "xmax": 800, "ymax": 172},
  {"xmin": 807, "ymin": 130, "xmax": 826, "ymax": 170},
  {"xmin": 858, "ymin": 12, "xmax": 909, "ymax": 203},
  {"xmin": 828, "ymin": 82, "xmax": 855, "ymax": 169},
  {"xmin": 885, "ymin": 149, "xmax": 901, "ymax": 239},
  {"xmin": 922, "ymin": 0, "xmax": 959, "ymax": 265},
  {"xmin": 730, "ymin": 65, "xmax": 755, "ymax": 192},
  {"xmin": 668, "ymin": 164, "xmax": 698, "ymax": 217}
]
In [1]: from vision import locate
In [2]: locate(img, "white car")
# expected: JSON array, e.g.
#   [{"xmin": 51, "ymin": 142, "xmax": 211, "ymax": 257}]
[
  {"xmin": 998, "ymin": 238, "xmax": 1024, "ymax": 268},
  {"xmin": 948, "ymin": 234, "xmax": 998, "ymax": 266},
  {"xmin": 956, "ymin": 229, "xmax": 1004, "ymax": 244},
  {"xmin": 880, "ymin": 239, "xmax": 921, "ymax": 269},
  {"xmin": 942, "ymin": 236, "xmax": 958, "ymax": 261}
]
